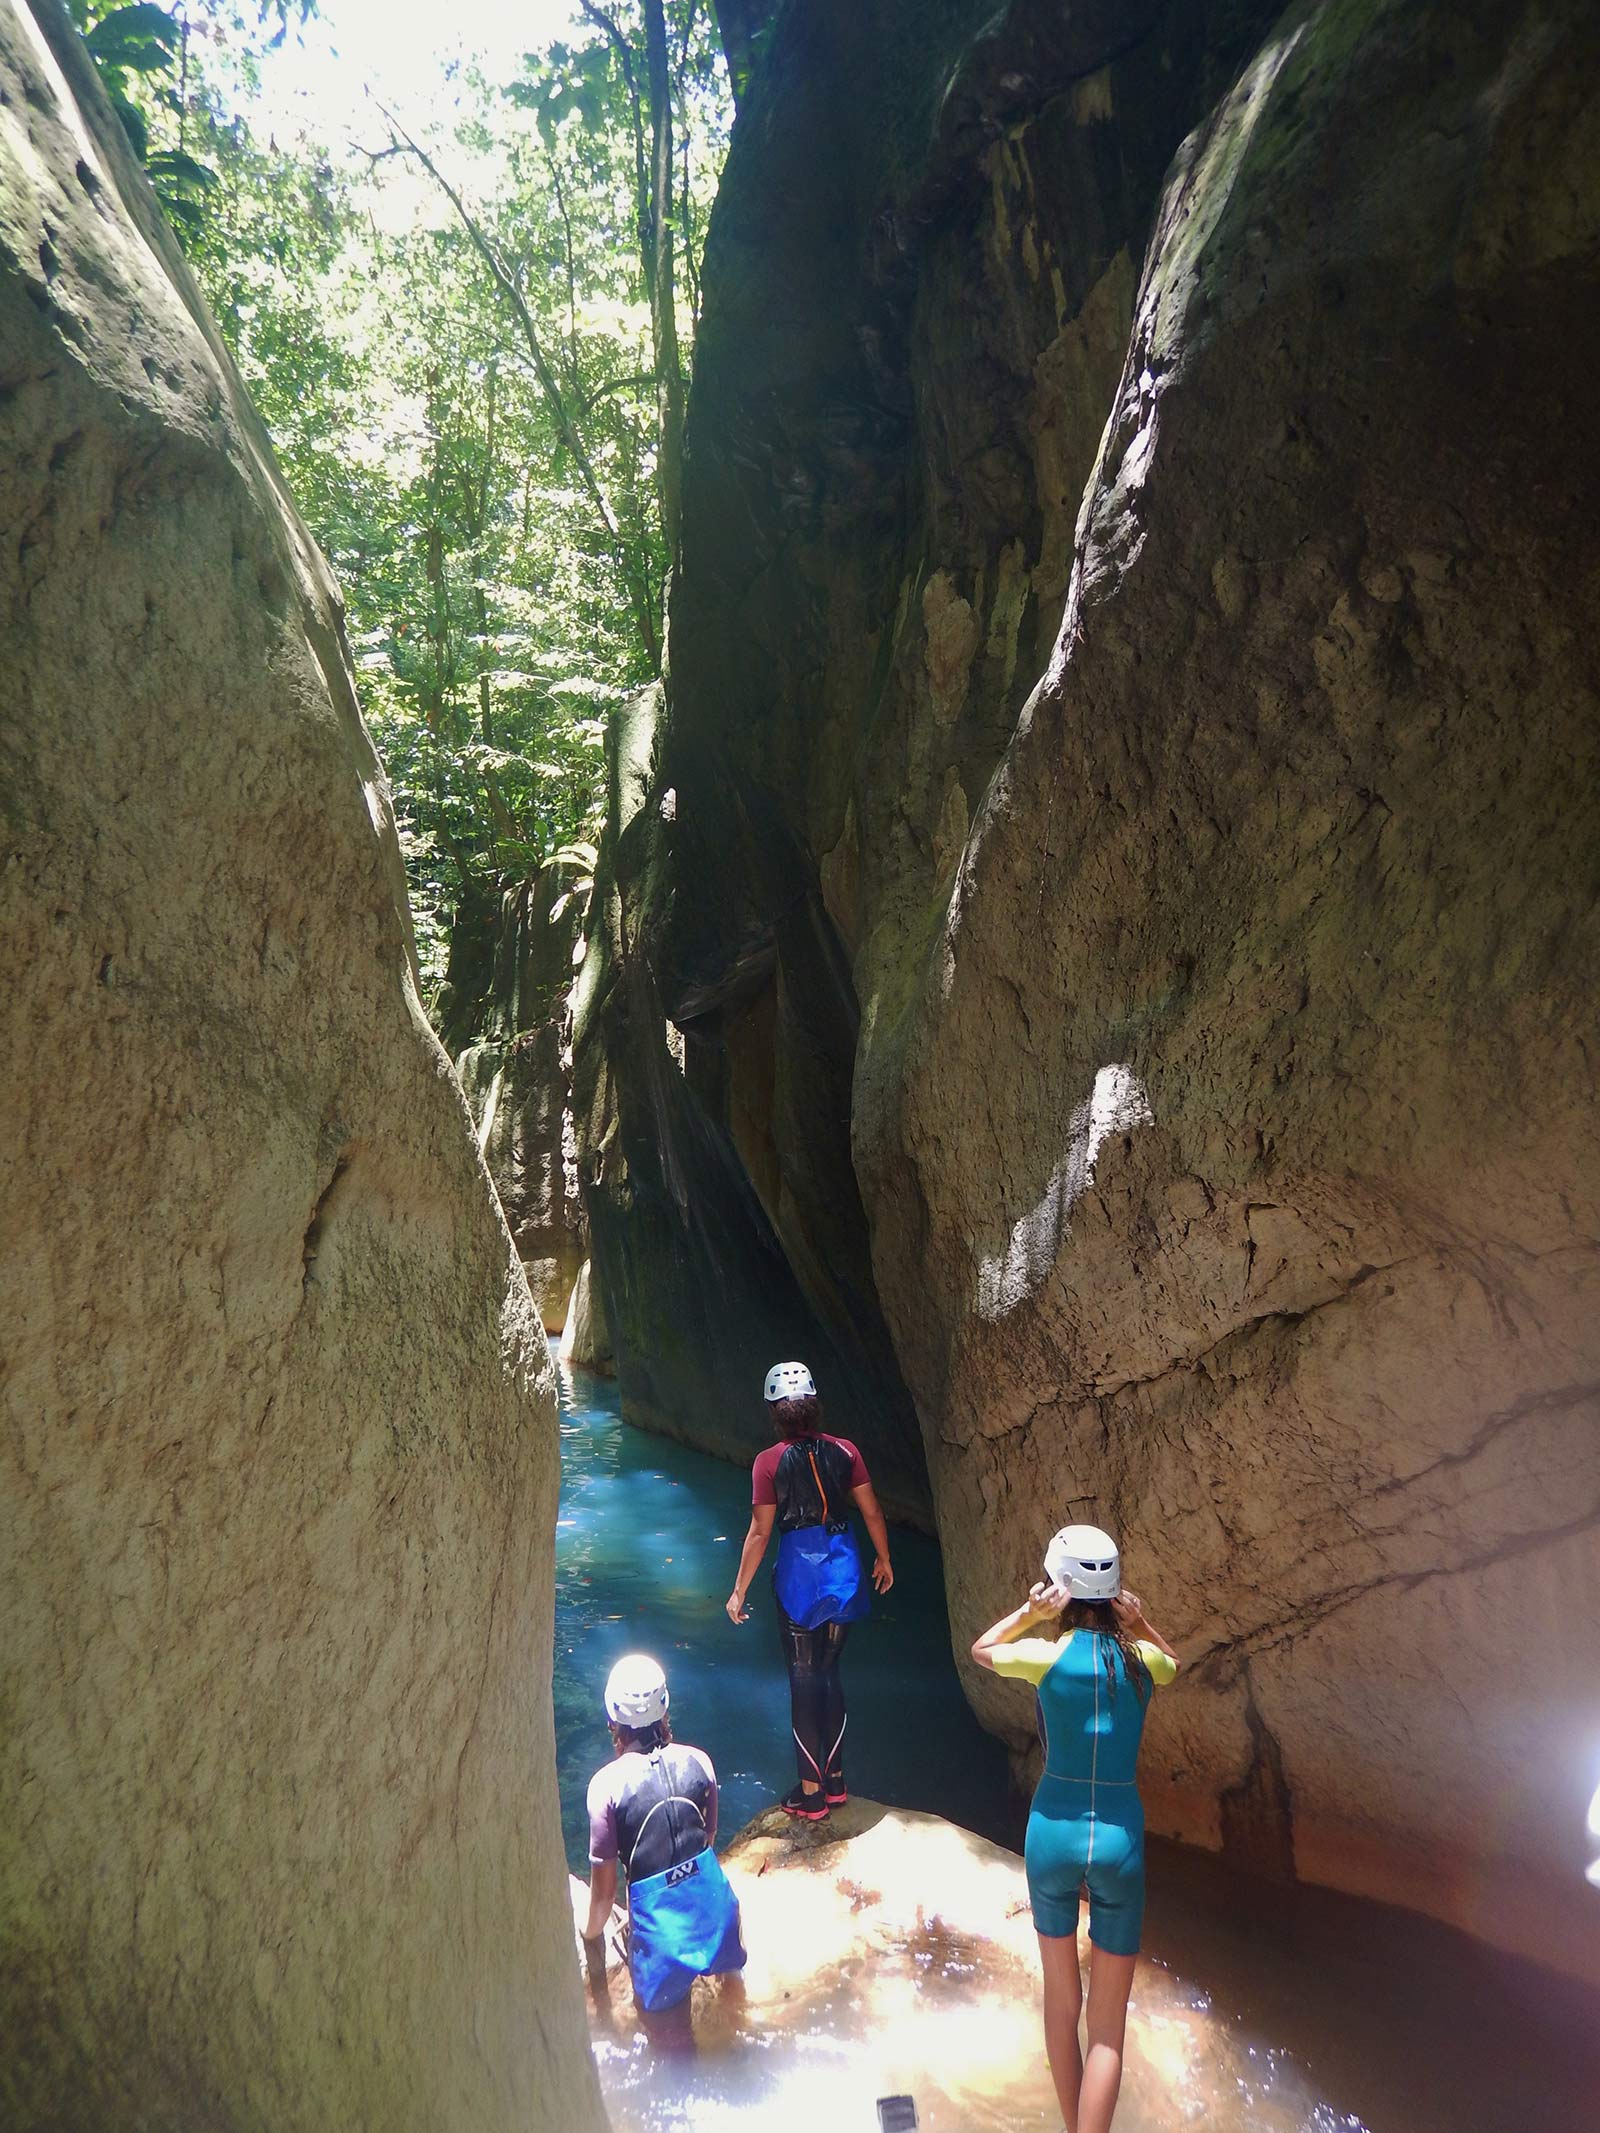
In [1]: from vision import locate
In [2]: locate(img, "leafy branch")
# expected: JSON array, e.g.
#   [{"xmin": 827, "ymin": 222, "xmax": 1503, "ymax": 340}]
[{"xmin": 363, "ymin": 95, "xmax": 663, "ymax": 672}]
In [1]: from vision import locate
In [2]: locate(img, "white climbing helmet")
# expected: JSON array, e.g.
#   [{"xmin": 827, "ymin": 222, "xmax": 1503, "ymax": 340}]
[
  {"xmin": 763, "ymin": 1360, "xmax": 817, "ymax": 1402},
  {"xmin": 604, "ymin": 1653, "xmax": 669, "ymax": 1728},
  {"xmin": 1044, "ymin": 1524, "xmax": 1122, "ymax": 1602}
]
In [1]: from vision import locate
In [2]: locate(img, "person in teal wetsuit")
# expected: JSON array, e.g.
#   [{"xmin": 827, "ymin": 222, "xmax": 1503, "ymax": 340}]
[{"xmin": 972, "ymin": 1524, "xmax": 1179, "ymax": 2133}]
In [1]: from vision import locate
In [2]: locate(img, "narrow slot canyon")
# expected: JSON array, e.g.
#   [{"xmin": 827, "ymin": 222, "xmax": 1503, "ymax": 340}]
[{"xmin": 3, "ymin": 1, "xmax": 1598, "ymax": 2129}]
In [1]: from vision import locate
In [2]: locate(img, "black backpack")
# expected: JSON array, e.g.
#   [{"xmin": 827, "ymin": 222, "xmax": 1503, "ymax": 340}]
[{"xmin": 773, "ymin": 1434, "xmax": 856, "ymax": 1536}]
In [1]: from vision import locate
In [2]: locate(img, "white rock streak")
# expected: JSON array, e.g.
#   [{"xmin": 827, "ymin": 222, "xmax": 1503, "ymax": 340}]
[{"xmin": 977, "ymin": 1065, "xmax": 1151, "ymax": 1319}]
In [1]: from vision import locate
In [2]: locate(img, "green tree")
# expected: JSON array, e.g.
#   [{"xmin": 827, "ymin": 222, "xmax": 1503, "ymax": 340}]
[
  {"xmin": 69, "ymin": 0, "xmax": 732, "ymax": 998},
  {"xmin": 74, "ymin": 1, "xmax": 315, "ymax": 244}
]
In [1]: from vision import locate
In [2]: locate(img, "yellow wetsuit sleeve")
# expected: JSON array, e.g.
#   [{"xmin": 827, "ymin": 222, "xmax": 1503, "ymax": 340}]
[
  {"xmin": 988, "ymin": 1636, "xmax": 1066, "ymax": 1684},
  {"xmin": 1135, "ymin": 1639, "xmax": 1177, "ymax": 1686}
]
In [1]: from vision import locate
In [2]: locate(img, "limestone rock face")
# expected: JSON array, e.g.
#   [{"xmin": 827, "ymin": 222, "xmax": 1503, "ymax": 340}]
[
  {"xmin": 596, "ymin": 0, "xmax": 1600, "ymax": 1981},
  {"xmin": 864, "ymin": 0, "xmax": 1600, "ymax": 1985},
  {"xmin": 449, "ymin": 870, "xmax": 588, "ymax": 1331},
  {"xmin": 560, "ymin": 1259, "xmax": 613, "ymax": 1374},
  {"xmin": 0, "ymin": 10, "xmax": 606, "ymax": 2129},
  {"xmin": 571, "ymin": 684, "xmax": 929, "ymax": 1517}
]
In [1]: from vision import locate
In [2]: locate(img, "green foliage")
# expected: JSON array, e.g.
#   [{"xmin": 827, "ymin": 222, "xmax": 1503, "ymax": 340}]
[
  {"xmin": 74, "ymin": 2, "xmax": 316, "ymax": 237},
  {"xmin": 68, "ymin": 0, "xmax": 731, "ymax": 1002}
]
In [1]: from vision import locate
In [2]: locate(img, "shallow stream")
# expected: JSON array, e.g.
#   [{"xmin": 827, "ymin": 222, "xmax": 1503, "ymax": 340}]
[{"xmin": 552, "ymin": 1358, "xmax": 1599, "ymax": 2132}]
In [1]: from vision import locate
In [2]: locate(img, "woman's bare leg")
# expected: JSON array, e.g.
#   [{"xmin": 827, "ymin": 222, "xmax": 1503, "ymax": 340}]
[
  {"xmin": 1078, "ymin": 1945, "xmax": 1136, "ymax": 2133},
  {"xmin": 1036, "ymin": 1928, "xmax": 1084, "ymax": 2130}
]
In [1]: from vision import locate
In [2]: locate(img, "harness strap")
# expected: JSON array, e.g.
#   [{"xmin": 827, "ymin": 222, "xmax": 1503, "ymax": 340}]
[{"xmin": 806, "ymin": 1446, "xmax": 830, "ymax": 1524}]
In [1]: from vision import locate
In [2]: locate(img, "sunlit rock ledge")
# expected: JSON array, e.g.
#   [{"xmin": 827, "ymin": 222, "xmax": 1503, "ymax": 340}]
[{"xmin": 569, "ymin": 1800, "xmax": 1342, "ymax": 2132}]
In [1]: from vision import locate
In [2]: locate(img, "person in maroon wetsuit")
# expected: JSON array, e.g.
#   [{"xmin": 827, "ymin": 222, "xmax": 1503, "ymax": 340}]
[{"xmin": 725, "ymin": 1361, "xmax": 894, "ymax": 1818}]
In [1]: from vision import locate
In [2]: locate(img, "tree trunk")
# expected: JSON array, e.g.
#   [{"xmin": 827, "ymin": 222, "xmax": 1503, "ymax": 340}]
[
  {"xmin": 711, "ymin": 0, "xmax": 771, "ymax": 108},
  {"xmin": 643, "ymin": 0, "xmax": 683, "ymax": 554}
]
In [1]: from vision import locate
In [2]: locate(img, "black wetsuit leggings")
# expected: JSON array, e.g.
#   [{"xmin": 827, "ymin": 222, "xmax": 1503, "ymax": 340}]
[{"xmin": 777, "ymin": 1601, "xmax": 850, "ymax": 1786}]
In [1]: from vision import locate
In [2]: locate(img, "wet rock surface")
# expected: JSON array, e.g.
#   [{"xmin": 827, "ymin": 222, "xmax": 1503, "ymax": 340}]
[
  {"xmin": 586, "ymin": 0, "xmax": 1600, "ymax": 1980},
  {"xmin": 572, "ymin": 1800, "xmax": 1600, "ymax": 2132},
  {"xmin": 0, "ymin": 9, "xmax": 602, "ymax": 2128}
]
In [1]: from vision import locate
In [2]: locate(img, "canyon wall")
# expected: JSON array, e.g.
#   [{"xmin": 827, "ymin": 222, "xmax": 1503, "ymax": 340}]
[
  {"xmin": 0, "ymin": 7, "xmax": 607, "ymax": 2126},
  {"xmin": 443, "ymin": 867, "xmax": 589, "ymax": 1332},
  {"xmin": 572, "ymin": 682, "xmax": 929, "ymax": 1516},
  {"xmin": 599, "ymin": 0, "xmax": 1600, "ymax": 1980}
]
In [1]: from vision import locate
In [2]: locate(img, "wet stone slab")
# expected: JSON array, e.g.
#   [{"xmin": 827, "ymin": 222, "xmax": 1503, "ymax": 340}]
[{"xmin": 570, "ymin": 1799, "xmax": 1371, "ymax": 2133}]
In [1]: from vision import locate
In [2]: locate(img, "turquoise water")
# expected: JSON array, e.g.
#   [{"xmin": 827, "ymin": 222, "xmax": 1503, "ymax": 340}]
[
  {"xmin": 553, "ymin": 1360, "xmax": 1600, "ymax": 2133},
  {"xmin": 552, "ymin": 1353, "xmax": 1008, "ymax": 1869}
]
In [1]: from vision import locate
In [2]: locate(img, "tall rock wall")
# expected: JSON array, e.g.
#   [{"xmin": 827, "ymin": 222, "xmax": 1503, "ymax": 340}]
[
  {"xmin": 0, "ymin": 8, "xmax": 607, "ymax": 2127},
  {"xmin": 445, "ymin": 869, "xmax": 588, "ymax": 1332},
  {"xmin": 605, "ymin": 0, "xmax": 1600, "ymax": 1981},
  {"xmin": 571, "ymin": 685, "xmax": 927, "ymax": 1516}
]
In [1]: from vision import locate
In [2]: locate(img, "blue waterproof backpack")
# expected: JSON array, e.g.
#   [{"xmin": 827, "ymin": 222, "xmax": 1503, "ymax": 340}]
[
  {"xmin": 616, "ymin": 1745, "xmax": 746, "ymax": 2012},
  {"xmin": 627, "ymin": 1847, "xmax": 746, "ymax": 2012},
  {"xmin": 771, "ymin": 1435, "xmax": 871, "ymax": 1631}
]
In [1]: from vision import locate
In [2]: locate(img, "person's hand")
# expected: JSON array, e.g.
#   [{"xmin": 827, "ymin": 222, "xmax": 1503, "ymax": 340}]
[
  {"xmin": 1111, "ymin": 1590, "xmax": 1145, "ymax": 1632},
  {"xmin": 872, "ymin": 1554, "xmax": 894, "ymax": 1593},
  {"xmin": 726, "ymin": 1589, "xmax": 749, "ymax": 1624},
  {"xmin": 1028, "ymin": 1580, "xmax": 1070, "ymax": 1620}
]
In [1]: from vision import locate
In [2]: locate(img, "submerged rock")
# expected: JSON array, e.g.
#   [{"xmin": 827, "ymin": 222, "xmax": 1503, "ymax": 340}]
[
  {"xmin": 571, "ymin": 1801, "xmax": 1071, "ymax": 2129},
  {"xmin": 0, "ymin": 10, "xmax": 602, "ymax": 2129}
]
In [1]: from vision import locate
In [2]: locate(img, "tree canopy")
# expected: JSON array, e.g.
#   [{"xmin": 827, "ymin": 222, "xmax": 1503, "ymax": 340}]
[{"xmin": 78, "ymin": 0, "xmax": 736, "ymax": 992}]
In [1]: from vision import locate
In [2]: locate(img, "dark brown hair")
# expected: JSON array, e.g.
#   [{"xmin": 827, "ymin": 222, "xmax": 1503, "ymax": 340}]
[
  {"xmin": 1059, "ymin": 1598, "xmax": 1151, "ymax": 1707},
  {"xmin": 611, "ymin": 1715, "xmax": 673, "ymax": 1754},
  {"xmin": 769, "ymin": 1392, "xmax": 823, "ymax": 1439}
]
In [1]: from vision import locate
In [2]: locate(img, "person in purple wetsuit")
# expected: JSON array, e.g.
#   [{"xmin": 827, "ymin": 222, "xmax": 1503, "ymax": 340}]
[{"xmin": 581, "ymin": 1654, "xmax": 744, "ymax": 2031}]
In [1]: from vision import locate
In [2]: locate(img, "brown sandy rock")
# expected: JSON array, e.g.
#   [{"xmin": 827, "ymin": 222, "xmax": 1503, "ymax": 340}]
[{"xmin": 0, "ymin": 8, "xmax": 605, "ymax": 2128}]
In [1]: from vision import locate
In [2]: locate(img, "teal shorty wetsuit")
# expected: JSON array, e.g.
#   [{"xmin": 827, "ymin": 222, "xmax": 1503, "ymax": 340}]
[{"xmin": 991, "ymin": 1628, "xmax": 1176, "ymax": 1956}]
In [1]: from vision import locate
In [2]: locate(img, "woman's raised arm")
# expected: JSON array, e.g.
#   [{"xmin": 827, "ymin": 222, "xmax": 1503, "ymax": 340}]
[{"xmin": 971, "ymin": 1582, "xmax": 1066, "ymax": 1670}]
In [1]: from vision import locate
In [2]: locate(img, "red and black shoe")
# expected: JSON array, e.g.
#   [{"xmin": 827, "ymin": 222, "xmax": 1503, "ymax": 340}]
[
  {"xmin": 780, "ymin": 1784, "xmax": 829, "ymax": 1821},
  {"xmin": 824, "ymin": 1771, "xmax": 848, "ymax": 1807}
]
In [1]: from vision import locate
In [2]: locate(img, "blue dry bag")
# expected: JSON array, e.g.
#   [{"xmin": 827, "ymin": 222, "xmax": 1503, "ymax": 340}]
[
  {"xmin": 773, "ymin": 1523, "xmax": 870, "ymax": 1631},
  {"xmin": 627, "ymin": 1847, "xmax": 746, "ymax": 2012}
]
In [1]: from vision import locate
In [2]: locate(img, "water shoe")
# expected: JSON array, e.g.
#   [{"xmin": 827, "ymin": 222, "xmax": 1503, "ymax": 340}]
[
  {"xmin": 824, "ymin": 1772, "xmax": 848, "ymax": 1806},
  {"xmin": 780, "ymin": 1784, "xmax": 829, "ymax": 1821}
]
